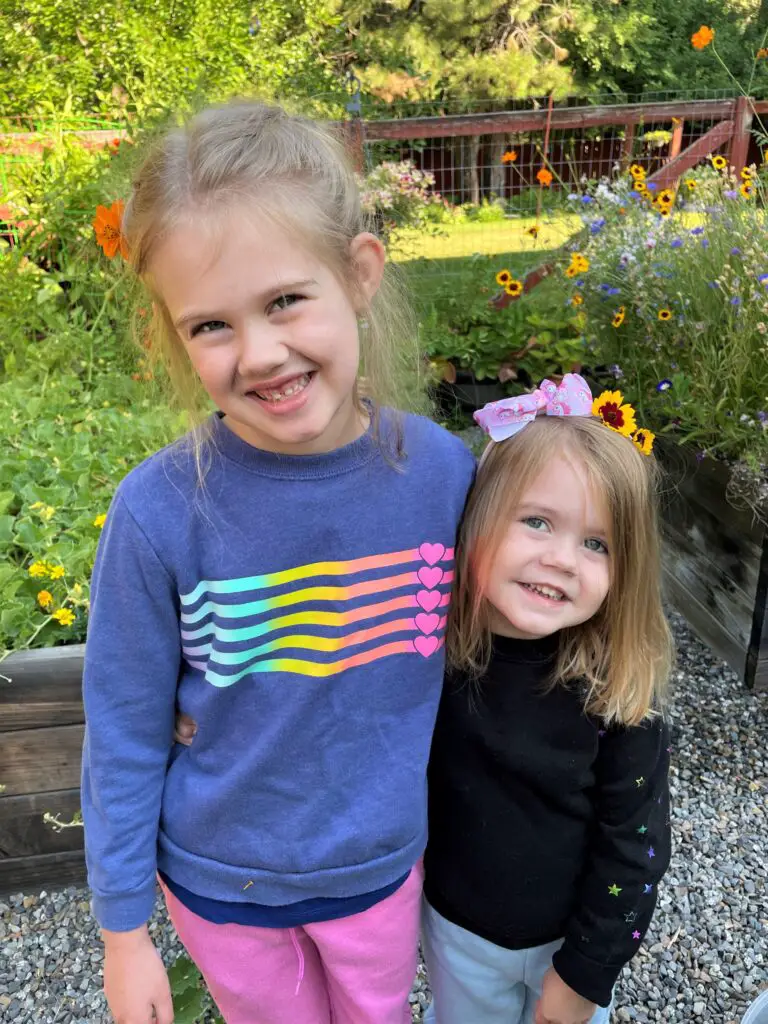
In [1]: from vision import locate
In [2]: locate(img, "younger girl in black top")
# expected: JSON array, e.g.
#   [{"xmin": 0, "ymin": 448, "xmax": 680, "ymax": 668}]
[{"xmin": 423, "ymin": 376, "xmax": 673, "ymax": 1024}]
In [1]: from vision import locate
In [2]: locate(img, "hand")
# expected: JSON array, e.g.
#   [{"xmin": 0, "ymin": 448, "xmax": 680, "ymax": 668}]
[
  {"xmin": 103, "ymin": 926, "xmax": 174, "ymax": 1024},
  {"xmin": 174, "ymin": 712, "xmax": 197, "ymax": 746},
  {"xmin": 534, "ymin": 966, "xmax": 597, "ymax": 1024}
]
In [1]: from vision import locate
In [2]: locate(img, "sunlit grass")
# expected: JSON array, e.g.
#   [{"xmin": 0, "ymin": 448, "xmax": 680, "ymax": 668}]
[{"xmin": 389, "ymin": 213, "xmax": 582, "ymax": 262}]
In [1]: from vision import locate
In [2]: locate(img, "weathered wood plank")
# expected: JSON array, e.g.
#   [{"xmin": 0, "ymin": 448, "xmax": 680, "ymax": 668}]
[
  {"xmin": 363, "ymin": 100, "xmax": 737, "ymax": 141},
  {"xmin": 647, "ymin": 120, "xmax": 734, "ymax": 190},
  {"xmin": 0, "ymin": 850, "xmax": 86, "ymax": 896},
  {"xmin": 0, "ymin": 645, "xmax": 84, "ymax": 732},
  {"xmin": 0, "ymin": 789, "xmax": 84, "ymax": 859},
  {"xmin": 663, "ymin": 567, "xmax": 748, "ymax": 681},
  {"xmin": 0, "ymin": 724, "xmax": 84, "ymax": 797}
]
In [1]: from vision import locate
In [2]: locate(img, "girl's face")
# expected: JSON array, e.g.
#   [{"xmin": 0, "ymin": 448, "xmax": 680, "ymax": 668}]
[
  {"xmin": 150, "ymin": 206, "xmax": 384, "ymax": 455},
  {"xmin": 484, "ymin": 454, "xmax": 611, "ymax": 640}
]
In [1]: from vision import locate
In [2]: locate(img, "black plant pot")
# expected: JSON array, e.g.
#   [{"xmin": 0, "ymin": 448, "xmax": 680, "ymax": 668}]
[{"xmin": 436, "ymin": 372, "xmax": 508, "ymax": 416}]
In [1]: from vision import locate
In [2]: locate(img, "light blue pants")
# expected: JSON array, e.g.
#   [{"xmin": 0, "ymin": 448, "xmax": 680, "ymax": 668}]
[{"xmin": 422, "ymin": 901, "xmax": 613, "ymax": 1024}]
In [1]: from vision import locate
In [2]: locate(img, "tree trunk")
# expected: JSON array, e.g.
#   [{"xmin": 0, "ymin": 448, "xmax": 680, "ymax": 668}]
[
  {"xmin": 487, "ymin": 134, "xmax": 508, "ymax": 200},
  {"xmin": 454, "ymin": 135, "xmax": 481, "ymax": 205}
]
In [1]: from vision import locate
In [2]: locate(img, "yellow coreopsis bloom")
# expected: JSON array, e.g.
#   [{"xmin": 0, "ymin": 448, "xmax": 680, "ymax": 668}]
[
  {"xmin": 48, "ymin": 565, "xmax": 66, "ymax": 580},
  {"xmin": 592, "ymin": 390, "xmax": 637, "ymax": 437},
  {"xmin": 28, "ymin": 561, "xmax": 48, "ymax": 579},
  {"xmin": 37, "ymin": 590, "xmax": 54, "ymax": 609},
  {"xmin": 93, "ymin": 513, "xmax": 107, "ymax": 529}
]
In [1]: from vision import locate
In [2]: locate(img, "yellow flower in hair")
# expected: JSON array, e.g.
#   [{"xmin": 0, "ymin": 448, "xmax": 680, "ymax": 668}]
[
  {"xmin": 711, "ymin": 155, "xmax": 727, "ymax": 171},
  {"xmin": 611, "ymin": 306, "xmax": 626, "ymax": 329},
  {"xmin": 592, "ymin": 390, "xmax": 637, "ymax": 437},
  {"xmin": 632, "ymin": 427, "xmax": 656, "ymax": 456},
  {"xmin": 496, "ymin": 269, "xmax": 512, "ymax": 286},
  {"xmin": 505, "ymin": 279, "xmax": 524, "ymax": 298}
]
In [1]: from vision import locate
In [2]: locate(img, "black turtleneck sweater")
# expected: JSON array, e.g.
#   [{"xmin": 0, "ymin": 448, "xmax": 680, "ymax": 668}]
[{"xmin": 424, "ymin": 634, "xmax": 671, "ymax": 1008}]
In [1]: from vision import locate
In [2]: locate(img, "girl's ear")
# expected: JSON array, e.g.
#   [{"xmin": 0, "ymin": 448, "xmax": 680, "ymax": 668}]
[{"xmin": 349, "ymin": 232, "xmax": 386, "ymax": 309}]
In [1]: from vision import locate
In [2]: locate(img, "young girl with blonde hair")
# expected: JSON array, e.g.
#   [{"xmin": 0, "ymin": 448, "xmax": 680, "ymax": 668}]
[
  {"xmin": 422, "ymin": 376, "xmax": 673, "ymax": 1024},
  {"xmin": 81, "ymin": 101, "xmax": 475, "ymax": 1024}
]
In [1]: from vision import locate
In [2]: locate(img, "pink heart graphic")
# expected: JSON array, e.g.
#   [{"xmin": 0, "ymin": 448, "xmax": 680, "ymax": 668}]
[
  {"xmin": 418, "ymin": 566, "xmax": 443, "ymax": 589},
  {"xmin": 416, "ymin": 589, "xmax": 441, "ymax": 612},
  {"xmin": 415, "ymin": 612, "xmax": 440, "ymax": 635},
  {"xmin": 419, "ymin": 542, "xmax": 446, "ymax": 566},
  {"xmin": 414, "ymin": 635, "xmax": 439, "ymax": 658}
]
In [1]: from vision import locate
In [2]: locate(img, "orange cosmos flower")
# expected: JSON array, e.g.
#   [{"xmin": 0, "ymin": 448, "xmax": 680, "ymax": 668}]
[
  {"xmin": 93, "ymin": 200, "xmax": 129, "ymax": 260},
  {"xmin": 691, "ymin": 25, "xmax": 714, "ymax": 50},
  {"xmin": 536, "ymin": 168, "xmax": 553, "ymax": 187},
  {"xmin": 502, "ymin": 150, "xmax": 518, "ymax": 164}
]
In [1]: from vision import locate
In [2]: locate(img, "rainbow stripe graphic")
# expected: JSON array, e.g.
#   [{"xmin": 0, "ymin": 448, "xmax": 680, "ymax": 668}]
[{"xmin": 180, "ymin": 543, "xmax": 454, "ymax": 686}]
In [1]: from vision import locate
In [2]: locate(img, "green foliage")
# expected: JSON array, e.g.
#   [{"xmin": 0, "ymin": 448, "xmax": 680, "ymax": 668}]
[
  {"xmin": 558, "ymin": 162, "xmax": 768, "ymax": 470},
  {"xmin": 167, "ymin": 955, "xmax": 223, "ymax": 1024},
  {"xmin": 419, "ymin": 253, "xmax": 584, "ymax": 385},
  {"xmin": 0, "ymin": 0, "xmax": 342, "ymax": 122},
  {"xmin": 0, "ymin": 367, "xmax": 179, "ymax": 658}
]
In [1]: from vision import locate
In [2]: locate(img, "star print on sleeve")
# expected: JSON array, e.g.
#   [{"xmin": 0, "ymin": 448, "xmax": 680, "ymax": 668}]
[
  {"xmin": 608, "ymin": 883, "xmax": 622, "ymax": 896},
  {"xmin": 635, "ymin": 776, "xmax": 645, "ymax": 787},
  {"xmin": 637, "ymin": 825, "xmax": 648, "ymax": 834},
  {"xmin": 647, "ymin": 846, "xmax": 656, "ymax": 859},
  {"xmin": 624, "ymin": 911, "xmax": 638, "ymax": 923},
  {"xmin": 643, "ymin": 883, "xmax": 653, "ymax": 894},
  {"xmin": 632, "ymin": 930, "xmax": 641, "ymax": 940}
]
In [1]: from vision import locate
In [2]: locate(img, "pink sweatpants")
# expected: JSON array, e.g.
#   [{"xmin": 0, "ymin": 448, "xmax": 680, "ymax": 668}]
[{"xmin": 161, "ymin": 863, "xmax": 423, "ymax": 1024}]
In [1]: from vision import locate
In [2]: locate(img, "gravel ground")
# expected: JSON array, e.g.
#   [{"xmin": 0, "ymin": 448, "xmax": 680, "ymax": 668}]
[{"xmin": 2, "ymin": 614, "xmax": 767, "ymax": 1023}]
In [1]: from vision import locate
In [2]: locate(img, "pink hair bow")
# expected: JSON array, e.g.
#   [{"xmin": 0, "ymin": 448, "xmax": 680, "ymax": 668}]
[{"xmin": 473, "ymin": 373, "xmax": 594, "ymax": 443}]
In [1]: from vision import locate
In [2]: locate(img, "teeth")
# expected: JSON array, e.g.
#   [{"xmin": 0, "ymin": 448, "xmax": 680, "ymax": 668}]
[
  {"xmin": 522, "ymin": 583, "xmax": 565, "ymax": 601},
  {"xmin": 256, "ymin": 373, "xmax": 310, "ymax": 402}
]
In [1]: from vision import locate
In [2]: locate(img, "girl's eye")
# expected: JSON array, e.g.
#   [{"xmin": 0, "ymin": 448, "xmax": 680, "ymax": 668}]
[
  {"xmin": 523, "ymin": 516, "xmax": 549, "ymax": 532},
  {"xmin": 190, "ymin": 320, "xmax": 228, "ymax": 337},
  {"xmin": 270, "ymin": 293, "xmax": 303, "ymax": 313},
  {"xmin": 585, "ymin": 537, "xmax": 609, "ymax": 555}
]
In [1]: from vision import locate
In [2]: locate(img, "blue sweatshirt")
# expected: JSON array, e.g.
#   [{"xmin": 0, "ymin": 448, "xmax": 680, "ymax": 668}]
[{"xmin": 82, "ymin": 410, "xmax": 475, "ymax": 932}]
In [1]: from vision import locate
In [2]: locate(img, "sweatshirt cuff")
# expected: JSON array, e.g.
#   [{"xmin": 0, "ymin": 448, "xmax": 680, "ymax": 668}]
[
  {"xmin": 91, "ymin": 880, "xmax": 159, "ymax": 932},
  {"xmin": 551, "ymin": 942, "xmax": 618, "ymax": 1007}
]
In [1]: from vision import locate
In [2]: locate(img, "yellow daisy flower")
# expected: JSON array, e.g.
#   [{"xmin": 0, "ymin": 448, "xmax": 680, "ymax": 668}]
[
  {"xmin": 571, "ymin": 294, "xmax": 584, "ymax": 307},
  {"xmin": 657, "ymin": 189, "xmax": 675, "ymax": 206},
  {"xmin": 93, "ymin": 513, "xmax": 107, "ymax": 529},
  {"xmin": 52, "ymin": 608, "xmax": 76, "ymax": 627},
  {"xmin": 632, "ymin": 428, "xmax": 656, "ymax": 456},
  {"xmin": 685, "ymin": 179, "xmax": 697, "ymax": 191},
  {"xmin": 48, "ymin": 565, "xmax": 66, "ymax": 580},
  {"xmin": 611, "ymin": 307, "xmax": 626, "ymax": 329},
  {"xmin": 629, "ymin": 164, "xmax": 646, "ymax": 179},
  {"xmin": 740, "ymin": 182, "xmax": 754, "ymax": 199},
  {"xmin": 28, "ymin": 561, "xmax": 49, "ymax": 579},
  {"xmin": 712, "ymin": 155, "xmax": 727, "ymax": 170},
  {"xmin": 565, "ymin": 266, "xmax": 578, "ymax": 278},
  {"xmin": 658, "ymin": 308, "xmax": 672, "ymax": 321},
  {"xmin": 37, "ymin": 590, "xmax": 54, "ymax": 609},
  {"xmin": 592, "ymin": 390, "xmax": 637, "ymax": 437},
  {"xmin": 495, "ymin": 269, "xmax": 513, "ymax": 286},
  {"xmin": 505, "ymin": 280, "xmax": 524, "ymax": 298}
]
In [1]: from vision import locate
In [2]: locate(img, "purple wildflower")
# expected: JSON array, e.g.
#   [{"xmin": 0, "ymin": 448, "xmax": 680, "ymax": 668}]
[
  {"xmin": 701, "ymin": 238, "xmax": 710, "ymax": 248},
  {"xmin": 610, "ymin": 364, "xmax": 624, "ymax": 380},
  {"xmin": 581, "ymin": 195, "xmax": 594, "ymax": 204},
  {"xmin": 690, "ymin": 227, "xmax": 704, "ymax": 236},
  {"xmin": 670, "ymin": 238, "xmax": 683, "ymax": 249},
  {"xmin": 724, "ymin": 189, "xmax": 738, "ymax": 199},
  {"xmin": 731, "ymin": 247, "xmax": 741, "ymax": 255},
  {"xmin": 758, "ymin": 411, "xmax": 767, "ymax": 423},
  {"xmin": 759, "ymin": 274, "xmax": 768, "ymax": 285},
  {"xmin": 590, "ymin": 217, "xmax": 606, "ymax": 234},
  {"xmin": 656, "ymin": 379, "xmax": 673, "ymax": 392},
  {"xmin": 731, "ymin": 296, "xmax": 741, "ymax": 305}
]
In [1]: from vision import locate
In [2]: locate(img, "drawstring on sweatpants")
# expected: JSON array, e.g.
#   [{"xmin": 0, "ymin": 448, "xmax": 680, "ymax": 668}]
[{"xmin": 289, "ymin": 928, "xmax": 305, "ymax": 995}]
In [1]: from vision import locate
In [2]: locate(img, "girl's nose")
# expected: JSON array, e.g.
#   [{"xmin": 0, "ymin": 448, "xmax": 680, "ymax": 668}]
[
  {"xmin": 541, "ymin": 539, "xmax": 578, "ymax": 574},
  {"xmin": 237, "ymin": 323, "xmax": 290, "ymax": 377}
]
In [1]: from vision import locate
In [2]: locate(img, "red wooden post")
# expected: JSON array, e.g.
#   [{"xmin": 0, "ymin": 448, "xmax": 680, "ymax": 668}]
[
  {"xmin": 621, "ymin": 122, "xmax": 635, "ymax": 168},
  {"xmin": 728, "ymin": 95, "xmax": 753, "ymax": 173},
  {"xmin": 339, "ymin": 119, "xmax": 365, "ymax": 173}
]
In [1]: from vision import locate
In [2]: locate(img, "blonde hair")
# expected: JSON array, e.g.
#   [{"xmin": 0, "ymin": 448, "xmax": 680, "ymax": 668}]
[
  {"xmin": 449, "ymin": 416, "xmax": 673, "ymax": 726},
  {"xmin": 123, "ymin": 101, "xmax": 423, "ymax": 451}
]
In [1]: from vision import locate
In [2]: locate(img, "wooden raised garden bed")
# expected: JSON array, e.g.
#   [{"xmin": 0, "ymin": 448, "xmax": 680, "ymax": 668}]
[
  {"xmin": 659, "ymin": 444, "xmax": 768, "ymax": 691},
  {"xmin": 0, "ymin": 645, "xmax": 86, "ymax": 895}
]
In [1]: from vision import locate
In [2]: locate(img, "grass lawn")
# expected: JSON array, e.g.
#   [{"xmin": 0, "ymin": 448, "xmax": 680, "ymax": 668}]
[{"xmin": 390, "ymin": 213, "xmax": 581, "ymax": 263}]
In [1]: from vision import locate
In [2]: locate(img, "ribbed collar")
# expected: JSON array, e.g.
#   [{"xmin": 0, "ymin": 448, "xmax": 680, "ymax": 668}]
[
  {"xmin": 491, "ymin": 631, "xmax": 560, "ymax": 665},
  {"xmin": 208, "ymin": 409, "xmax": 380, "ymax": 480}
]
